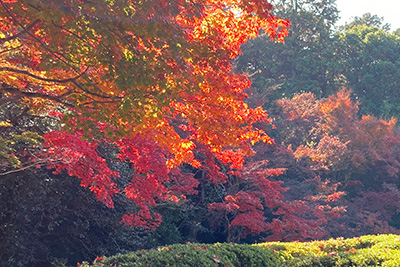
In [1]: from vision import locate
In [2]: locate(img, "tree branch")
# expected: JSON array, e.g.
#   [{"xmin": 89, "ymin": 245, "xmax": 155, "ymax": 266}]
[
  {"xmin": 1, "ymin": 84, "xmax": 75, "ymax": 107},
  {"xmin": 0, "ymin": 66, "xmax": 89, "ymax": 83},
  {"xmin": 0, "ymin": 19, "xmax": 40, "ymax": 44},
  {"xmin": 0, "ymin": 158, "xmax": 63, "ymax": 177},
  {"xmin": 0, "ymin": 1, "xmax": 119, "ymax": 101},
  {"xmin": 0, "ymin": 1, "xmax": 80, "ymax": 73}
]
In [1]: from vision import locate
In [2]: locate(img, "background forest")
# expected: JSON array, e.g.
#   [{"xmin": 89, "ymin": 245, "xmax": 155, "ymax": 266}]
[{"xmin": 1, "ymin": 0, "xmax": 400, "ymax": 266}]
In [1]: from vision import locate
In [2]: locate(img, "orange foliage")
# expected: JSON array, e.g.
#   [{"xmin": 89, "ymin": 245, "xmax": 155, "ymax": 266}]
[
  {"xmin": 0, "ymin": 0, "xmax": 289, "ymax": 229},
  {"xmin": 275, "ymin": 89, "xmax": 400, "ymax": 238}
]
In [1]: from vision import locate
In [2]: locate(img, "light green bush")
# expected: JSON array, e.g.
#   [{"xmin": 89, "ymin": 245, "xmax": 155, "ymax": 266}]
[{"xmin": 80, "ymin": 235, "xmax": 400, "ymax": 267}]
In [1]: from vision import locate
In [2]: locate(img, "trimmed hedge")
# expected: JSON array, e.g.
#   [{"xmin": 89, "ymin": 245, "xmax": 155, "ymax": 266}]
[
  {"xmin": 262, "ymin": 234, "xmax": 400, "ymax": 267},
  {"xmin": 80, "ymin": 235, "xmax": 400, "ymax": 267},
  {"xmin": 79, "ymin": 243, "xmax": 280, "ymax": 267}
]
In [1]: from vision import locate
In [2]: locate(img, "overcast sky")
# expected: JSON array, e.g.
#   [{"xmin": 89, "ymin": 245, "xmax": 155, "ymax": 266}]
[{"xmin": 336, "ymin": 0, "xmax": 400, "ymax": 30}]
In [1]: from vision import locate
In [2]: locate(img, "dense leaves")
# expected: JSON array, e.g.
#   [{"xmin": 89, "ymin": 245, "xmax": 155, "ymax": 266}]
[
  {"xmin": 0, "ymin": 1, "xmax": 296, "ymax": 265},
  {"xmin": 0, "ymin": 168, "xmax": 151, "ymax": 267},
  {"xmin": 0, "ymin": 0, "xmax": 289, "ymax": 229},
  {"xmin": 236, "ymin": 0, "xmax": 341, "ymax": 110},
  {"xmin": 271, "ymin": 89, "xmax": 400, "ymax": 238},
  {"xmin": 338, "ymin": 18, "xmax": 400, "ymax": 118},
  {"xmin": 0, "ymin": 0, "xmax": 289, "ymax": 160},
  {"xmin": 236, "ymin": 3, "xmax": 400, "ymax": 240},
  {"xmin": 83, "ymin": 235, "xmax": 400, "ymax": 267},
  {"xmin": 238, "ymin": 4, "xmax": 400, "ymax": 120}
]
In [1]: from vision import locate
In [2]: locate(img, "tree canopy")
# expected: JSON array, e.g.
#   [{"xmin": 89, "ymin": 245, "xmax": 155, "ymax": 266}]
[
  {"xmin": 0, "ymin": 0, "xmax": 290, "ymax": 228},
  {"xmin": 236, "ymin": 0, "xmax": 340, "ymax": 108},
  {"xmin": 338, "ymin": 19, "xmax": 400, "ymax": 118}
]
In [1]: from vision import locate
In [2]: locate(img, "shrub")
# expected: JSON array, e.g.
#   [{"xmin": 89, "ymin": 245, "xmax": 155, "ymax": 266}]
[
  {"xmin": 261, "ymin": 234, "xmax": 400, "ymax": 267},
  {"xmin": 80, "ymin": 243, "xmax": 281, "ymax": 267},
  {"xmin": 80, "ymin": 235, "xmax": 400, "ymax": 267}
]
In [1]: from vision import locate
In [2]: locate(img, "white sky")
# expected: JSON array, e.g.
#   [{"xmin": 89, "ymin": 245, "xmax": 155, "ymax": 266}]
[{"xmin": 336, "ymin": 0, "xmax": 400, "ymax": 30}]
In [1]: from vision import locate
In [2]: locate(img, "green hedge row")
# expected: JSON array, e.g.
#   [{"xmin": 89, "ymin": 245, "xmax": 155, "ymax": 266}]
[
  {"xmin": 79, "ymin": 243, "xmax": 279, "ymax": 267},
  {"xmin": 79, "ymin": 235, "xmax": 400, "ymax": 267}
]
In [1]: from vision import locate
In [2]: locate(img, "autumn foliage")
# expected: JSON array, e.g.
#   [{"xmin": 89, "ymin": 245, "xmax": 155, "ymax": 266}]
[
  {"xmin": 273, "ymin": 88, "xmax": 400, "ymax": 237},
  {"xmin": 0, "ymin": 0, "xmax": 293, "ymax": 232},
  {"xmin": 4, "ymin": 1, "xmax": 400, "ymax": 265}
]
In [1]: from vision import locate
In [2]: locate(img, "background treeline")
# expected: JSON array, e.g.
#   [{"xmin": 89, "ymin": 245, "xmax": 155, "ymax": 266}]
[
  {"xmin": 2, "ymin": 0, "xmax": 400, "ymax": 266},
  {"xmin": 238, "ymin": 0, "xmax": 400, "ymax": 119}
]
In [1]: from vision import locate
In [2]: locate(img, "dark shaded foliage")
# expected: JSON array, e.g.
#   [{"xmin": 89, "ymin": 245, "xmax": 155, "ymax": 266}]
[{"xmin": 0, "ymin": 168, "xmax": 150, "ymax": 267}]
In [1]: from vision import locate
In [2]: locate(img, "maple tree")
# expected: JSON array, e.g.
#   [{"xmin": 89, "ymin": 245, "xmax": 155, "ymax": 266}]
[
  {"xmin": 0, "ymin": 0, "xmax": 290, "ymax": 229},
  {"xmin": 184, "ymin": 142, "xmax": 343, "ymax": 242}
]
